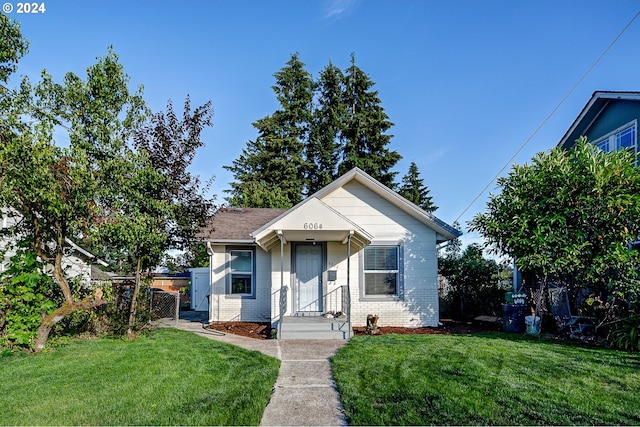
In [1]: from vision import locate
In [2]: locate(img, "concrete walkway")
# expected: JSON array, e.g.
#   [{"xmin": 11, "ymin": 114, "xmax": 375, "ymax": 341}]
[{"xmin": 169, "ymin": 315, "xmax": 348, "ymax": 426}]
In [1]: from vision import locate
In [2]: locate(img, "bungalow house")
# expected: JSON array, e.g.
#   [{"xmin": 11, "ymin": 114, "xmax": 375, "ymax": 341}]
[
  {"xmin": 196, "ymin": 167, "xmax": 461, "ymax": 339},
  {"xmin": 557, "ymin": 91, "xmax": 639, "ymax": 154}
]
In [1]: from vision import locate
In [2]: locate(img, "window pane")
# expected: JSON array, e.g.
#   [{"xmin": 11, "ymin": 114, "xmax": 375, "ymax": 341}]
[
  {"xmin": 364, "ymin": 247, "xmax": 397, "ymax": 270},
  {"xmin": 365, "ymin": 273, "xmax": 397, "ymax": 295},
  {"xmin": 231, "ymin": 274, "xmax": 252, "ymax": 294},
  {"xmin": 617, "ymin": 126, "xmax": 636, "ymax": 150},
  {"xmin": 230, "ymin": 250, "xmax": 252, "ymax": 272},
  {"xmin": 596, "ymin": 139, "xmax": 610, "ymax": 152}
]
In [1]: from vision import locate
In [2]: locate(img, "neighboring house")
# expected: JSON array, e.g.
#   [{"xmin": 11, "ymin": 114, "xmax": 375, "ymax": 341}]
[
  {"xmin": 198, "ymin": 167, "xmax": 461, "ymax": 339},
  {"xmin": 1, "ymin": 209, "xmax": 107, "ymax": 285},
  {"xmin": 557, "ymin": 91, "xmax": 640, "ymax": 154}
]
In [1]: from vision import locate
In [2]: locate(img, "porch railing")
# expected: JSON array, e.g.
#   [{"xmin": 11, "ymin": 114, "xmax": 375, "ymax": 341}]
[{"xmin": 324, "ymin": 285, "xmax": 350, "ymax": 320}]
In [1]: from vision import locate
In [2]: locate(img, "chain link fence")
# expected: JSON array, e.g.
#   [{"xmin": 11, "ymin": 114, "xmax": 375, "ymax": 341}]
[{"xmin": 150, "ymin": 289, "xmax": 180, "ymax": 325}]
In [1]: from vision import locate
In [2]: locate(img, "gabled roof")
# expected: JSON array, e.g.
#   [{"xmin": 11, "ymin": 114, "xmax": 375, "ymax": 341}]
[
  {"xmin": 200, "ymin": 168, "xmax": 461, "ymax": 247},
  {"xmin": 312, "ymin": 168, "xmax": 461, "ymax": 242},
  {"xmin": 252, "ymin": 197, "xmax": 374, "ymax": 250},
  {"xmin": 557, "ymin": 91, "xmax": 640, "ymax": 149},
  {"xmin": 198, "ymin": 207, "xmax": 287, "ymax": 243}
]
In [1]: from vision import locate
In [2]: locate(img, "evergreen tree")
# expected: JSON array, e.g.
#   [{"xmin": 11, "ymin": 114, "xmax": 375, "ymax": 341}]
[
  {"xmin": 339, "ymin": 54, "xmax": 401, "ymax": 187},
  {"xmin": 224, "ymin": 53, "xmax": 313, "ymax": 207},
  {"xmin": 306, "ymin": 62, "xmax": 345, "ymax": 195},
  {"xmin": 226, "ymin": 53, "xmax": 402, "ymax": 204},
  {"xmin": 397, "ymin": 162, "xmax": 438, "ymax": 212}
]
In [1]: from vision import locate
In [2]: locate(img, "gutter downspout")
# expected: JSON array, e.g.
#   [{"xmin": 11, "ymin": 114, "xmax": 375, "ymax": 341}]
[
  {"xmin": 347, "ymin": 231, "xmax": 352, "ymax": 335},
  {"xmin": 206, "ymin": 242, "xmax": 215, "ymax": 324},
  {"xmin": 277, "ymin": 230, "xmax": 286, "ymax": 339}
]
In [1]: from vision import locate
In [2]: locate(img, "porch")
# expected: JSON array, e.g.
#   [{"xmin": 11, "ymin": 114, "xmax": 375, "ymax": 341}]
[{"xmin": 279, "ymin": 315, "xmax": 352, "ymax": 339}]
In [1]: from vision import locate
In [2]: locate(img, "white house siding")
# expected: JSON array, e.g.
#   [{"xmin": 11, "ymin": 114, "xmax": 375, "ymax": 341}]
[
  {"xmin": 321, "ymin": 182, "xmax": 440, "ymax": 327},
  {"xmin": 62, "ymin": 253, "xmax": 92, "ymax": 286},
  {"xmin": 209, "ymin": 244, "xmax": 271, "ymax": 323}
]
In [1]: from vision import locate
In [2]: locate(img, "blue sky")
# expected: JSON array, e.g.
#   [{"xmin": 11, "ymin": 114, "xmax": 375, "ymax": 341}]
[{"xmin": 5, "ymin": 0, "xmax": 640, "ymax": 250}]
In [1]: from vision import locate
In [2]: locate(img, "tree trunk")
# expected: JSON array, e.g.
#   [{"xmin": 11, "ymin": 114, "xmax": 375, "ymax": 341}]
[
  {"xmin": 34, "ymin": 243, "xmax": 108, "ymax": 352},
  {"xmin": 34, "ymin": 298, "xmax": 106, "ymax": 352},
  {"xmin": 127, "ymin": 257, "xmax": 143, "ymax": 339}
]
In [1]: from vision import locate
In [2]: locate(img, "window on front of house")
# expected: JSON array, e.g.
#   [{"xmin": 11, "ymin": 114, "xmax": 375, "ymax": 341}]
[
  {"xmin": 594, "ymin": 122, "xmax": 637, "ymax": 154},
  {"xmin": 228, "ymin": 249, "xmax": 254, "ymax": 296},
  {"xmin": 364, "ymin": 246, "xmax": 400, "ymax": 296}
]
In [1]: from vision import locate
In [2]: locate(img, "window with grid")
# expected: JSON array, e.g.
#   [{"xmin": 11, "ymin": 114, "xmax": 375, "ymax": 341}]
[
  {"xmin": 594, "ymin": 122, "xmax": 637, "ymax": 154},
  {"xmin": 364, "ymin": 246, "xmax": 399, "ymax": 296},
  {"xmin": 229, "ymin": 249, "xmax": 253, "ymax": 295}
]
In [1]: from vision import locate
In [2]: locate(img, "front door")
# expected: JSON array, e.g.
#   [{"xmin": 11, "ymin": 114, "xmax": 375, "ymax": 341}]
[{"xmin": 295, "ymin": 244, "xmax": 323, "ymax": 313}]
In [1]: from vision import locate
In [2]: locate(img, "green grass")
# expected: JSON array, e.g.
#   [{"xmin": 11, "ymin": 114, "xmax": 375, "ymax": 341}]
[
  {"xmin": 332, "ymin": 332, "xmax": 640, "ymax": 425},
  {"xmin": 0, "ymin": 328, "xmax": 280, "ymax": 426}
]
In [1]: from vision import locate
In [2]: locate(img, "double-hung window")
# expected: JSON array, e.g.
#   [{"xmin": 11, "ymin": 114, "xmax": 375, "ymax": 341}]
[
  {"xmin": 594, "ymin": 122, "xmax": 637, "ymax": 154},
  {"xmin": 228, "ymin": 248, "xmax": 254, "ymax": 297},
  {"xmin": 363, "ymin": 245, "xmax": 401, "ymax": 297}
]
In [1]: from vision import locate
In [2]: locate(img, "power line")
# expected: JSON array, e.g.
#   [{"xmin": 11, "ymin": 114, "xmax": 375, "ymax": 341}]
[{"xmin": 454, "ymin": 9, "xmax": 640, "ymax": 226}]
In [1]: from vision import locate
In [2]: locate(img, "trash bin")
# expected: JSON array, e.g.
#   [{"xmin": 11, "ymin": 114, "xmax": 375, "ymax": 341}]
[
  {"xmin": 525, "ymin": 315, "xmax": 541, "ymax": 335},
  {"xmin": 502, "ymin": 304, "xmax": 527, "ymax": 333},
  {"xmin": 505, "ymin": 292, "xmax": 514, "ymax": 303}
]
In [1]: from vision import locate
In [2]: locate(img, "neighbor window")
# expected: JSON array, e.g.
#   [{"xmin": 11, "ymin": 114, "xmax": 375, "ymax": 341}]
[
  {"xmin": 363, "ymin": 246, "xmax": 400, "ymax": 296},
  {"xmin": 228, "ymin": 249, "xmax": 254, "ymax": 296},
  {"xmin": 594, "ymin": 122, "xmax": 637, "ymax": 154}
]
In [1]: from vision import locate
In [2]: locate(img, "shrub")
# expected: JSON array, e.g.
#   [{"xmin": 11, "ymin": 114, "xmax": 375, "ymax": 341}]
[
  {"xmin": 0, "ymin": 250, "xmax": 59, "ymax": 350},
  {"xmin": 608, "ymin": 316, "xmax": 640, "ymax": 351}
]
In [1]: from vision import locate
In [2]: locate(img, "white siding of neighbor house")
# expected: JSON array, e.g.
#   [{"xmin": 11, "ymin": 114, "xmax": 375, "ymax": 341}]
[
  {"xmin": 320, "ymin": 181, "xmax": 440, "ymax": 327},
  {"xmin": 1, "ymin": 210, "xmax": 92, "ymax": 285},
  {"xmin": 209, "ymin": 244, "xmax": 272, "ymax": 322},
  {"xmin": 62, "ymin": 253, "xmax": 92, "ymax": 286}
]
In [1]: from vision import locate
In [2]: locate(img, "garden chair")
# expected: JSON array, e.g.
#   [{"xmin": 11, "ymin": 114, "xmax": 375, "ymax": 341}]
[{"xmin": 547, "ymin": 284, "xmax": 594, "ymax": 333}]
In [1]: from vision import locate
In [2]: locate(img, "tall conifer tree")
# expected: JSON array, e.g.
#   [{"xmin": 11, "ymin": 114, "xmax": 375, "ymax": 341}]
[
  {"xmin": 397, "ymin": 161, "xmax": 438, "ymax": 212},
  {"xmin": 306, "ymin": 62, "xmax": 345, "ymax": 195},
  {"xmin": 339, "ymin": 54, "xmax": 401, "ymax": 187},
  {"xmin": 225, "ymin": 53, "xmax": 314, "ymax": 207}
]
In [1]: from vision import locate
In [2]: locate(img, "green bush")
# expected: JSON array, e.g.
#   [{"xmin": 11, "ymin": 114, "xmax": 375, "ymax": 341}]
[
  {"xmin": 608, "ymin": 316, "xmax": 640, "ymax": 351},
  {"xmin": 439, "ymin": 244, "xmax": 511, "ymax": 319},
  {"xmin": 0, "ymin": 250, "xmax": 59, "ymax": 350}
]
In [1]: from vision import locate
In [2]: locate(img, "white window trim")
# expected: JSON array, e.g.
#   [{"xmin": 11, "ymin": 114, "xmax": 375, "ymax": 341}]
[
  {"xmin": 593, "ymin": 120, "xmax": 637, "ymax": 155},
  {"xmin": 359, "ymin": 242, "xmax": 404, "ymax": 301},
  {"xmin": 225, "ymin": 247, "xmax": 256, "ymax": 299}
]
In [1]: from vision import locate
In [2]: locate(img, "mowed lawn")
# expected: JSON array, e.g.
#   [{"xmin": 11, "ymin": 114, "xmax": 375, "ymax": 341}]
[
  {"xmin": 332, "ymin": 333, "xmax": 640, "ymax": 426},
  {"xmin": 0, "ymin": 328, "xmax": 280, "ymax": 426}
]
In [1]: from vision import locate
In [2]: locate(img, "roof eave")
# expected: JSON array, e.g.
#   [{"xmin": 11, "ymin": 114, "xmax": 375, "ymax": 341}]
[{"xmin": 558, "ymin": 91, "xmax": 640, "ymax": 149}]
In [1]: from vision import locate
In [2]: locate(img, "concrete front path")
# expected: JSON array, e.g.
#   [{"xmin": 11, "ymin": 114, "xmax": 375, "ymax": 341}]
[{"xmin": 169, "ymin": 316, "xmax": 348, "ymax": 426}]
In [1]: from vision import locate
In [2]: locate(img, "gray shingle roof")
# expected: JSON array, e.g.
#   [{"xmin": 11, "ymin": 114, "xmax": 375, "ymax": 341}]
[{"xmin": 198, "ymin": 207, "xmax": 287, "ymax": 241}]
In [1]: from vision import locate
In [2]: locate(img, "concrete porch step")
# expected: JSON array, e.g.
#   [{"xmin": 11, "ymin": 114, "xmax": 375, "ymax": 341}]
[{"xmin": 280, "ymin": 316, "xmax": 352, "ymax": 340}]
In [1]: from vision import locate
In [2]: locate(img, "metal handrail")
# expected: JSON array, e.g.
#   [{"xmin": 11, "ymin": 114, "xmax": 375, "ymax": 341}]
[{"xmin": 323, "ymin": 285, "xmax": 349, "ymax": 320}]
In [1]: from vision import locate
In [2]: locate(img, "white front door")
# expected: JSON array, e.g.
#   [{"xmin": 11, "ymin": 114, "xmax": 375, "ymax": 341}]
[{"xmin": 295, "ymin": 244, "xmax": 323, "ymax": 313}]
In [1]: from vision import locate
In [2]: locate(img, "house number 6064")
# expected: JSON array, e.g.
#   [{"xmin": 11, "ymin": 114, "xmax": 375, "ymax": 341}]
[{"xmin": 303, "ymin": 222, "xmax": 323, "ymax": 230}]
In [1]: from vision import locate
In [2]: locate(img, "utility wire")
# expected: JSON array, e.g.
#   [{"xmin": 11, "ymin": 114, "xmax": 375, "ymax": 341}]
[{"xmin": 454, "ymin": 9, "xmax": 640, "ymax": 226}]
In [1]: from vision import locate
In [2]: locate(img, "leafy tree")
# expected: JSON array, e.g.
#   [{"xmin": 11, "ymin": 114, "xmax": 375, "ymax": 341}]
[
  {"xmin": 397, "ymin": 162, "xmax": 438, "ymax": 212},
  {"xmin": 0, "ymin": 15, "xmax": 28, "ymax": 83},
  {"xmin": 0, "ymin": 250, "xmax": 58, "ymax": 349},
  {"xmin": 306, "ymin": 62, "xmax": 345, "ymax": 195},
  {"xmin": 339, "ymin": 54, "xmax": 401, "ymax": 187},
  {"xmin": 469, "ymin": 138, "xmax": 640, "ymax": 328},
  {"xmin": 0, "ymin": 47, "xmax": 147, "ymax": 351},
  {"xmin": 225, "ymin": 53, "xmax": 313, "ymax": 207},
  {"xmin": 97, "ymin": 97, "xmax": 215, "ymax": 338},
  {"xmin": 438, "ymin": 244, "xmax": 505, "ymax": 319}
]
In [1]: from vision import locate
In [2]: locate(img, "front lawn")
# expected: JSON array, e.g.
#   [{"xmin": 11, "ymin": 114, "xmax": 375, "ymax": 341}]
[
  {"xmin": 332, "ymin": 333, "xmax": 640, "ymax": 425},
  {"xmin": 0, "ymin": 328, "xmax": 280, "ymax": 426}
]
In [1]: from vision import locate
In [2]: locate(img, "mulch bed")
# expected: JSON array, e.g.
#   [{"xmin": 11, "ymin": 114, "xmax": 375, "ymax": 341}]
[{"xmin": 205, "ymin": 319, "xmax": 501, "ymax": 340}]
